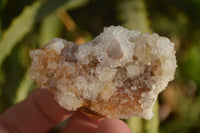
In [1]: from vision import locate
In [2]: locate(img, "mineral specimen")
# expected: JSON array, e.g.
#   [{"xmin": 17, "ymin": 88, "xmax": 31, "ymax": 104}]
[{"xmin": 30, "ymin": 26, "xmax": 177, "ymax": 120}]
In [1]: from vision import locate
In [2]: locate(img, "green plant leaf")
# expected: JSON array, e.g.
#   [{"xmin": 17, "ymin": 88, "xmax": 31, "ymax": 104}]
[
  {"xmin": 14, "ymin": 69, "xmax": 34, "ymax": 103},
  {"xmin": 127, "ymin": 117, "xmax": 143, "ymax": 133},
  {"xmin": 117, "ymin": 0, "xmax": 150, "ymax": 33},
  {"xmin": 143, "ymin": 100, "xmax": 159, "ymax": 133},
  {"xmin": 181, "ymin": 44, "xmax": 200, "ymax": 85},
  {"xmin": 39, "ymin": 13, "xmax": 63, "ymax": 46},
  {"xmin": 0, "ymin": 1, "xmax": 43, "ymax": 67}
]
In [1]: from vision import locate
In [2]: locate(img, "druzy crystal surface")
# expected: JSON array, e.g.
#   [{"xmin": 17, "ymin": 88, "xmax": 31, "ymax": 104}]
[{"xmin": 30, "ymin": 26, "xmax": 177, "ymax": 120}]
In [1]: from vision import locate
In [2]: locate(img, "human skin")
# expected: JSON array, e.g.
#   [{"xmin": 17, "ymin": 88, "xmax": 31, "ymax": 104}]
[{"xmin": 0, "ymin": 89, "xmax": 132, "ymax": 133}]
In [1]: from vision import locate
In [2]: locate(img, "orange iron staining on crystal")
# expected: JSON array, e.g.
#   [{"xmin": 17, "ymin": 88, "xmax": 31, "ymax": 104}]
[{"xmin": 30, "ymin": 26, "xmax": 177, "ymax": 120}]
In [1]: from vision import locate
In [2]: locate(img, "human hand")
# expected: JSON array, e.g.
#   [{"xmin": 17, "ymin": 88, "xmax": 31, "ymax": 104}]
[{"xmin": 0, "ymin": 89, "xmax": 132, "ymax": 133}]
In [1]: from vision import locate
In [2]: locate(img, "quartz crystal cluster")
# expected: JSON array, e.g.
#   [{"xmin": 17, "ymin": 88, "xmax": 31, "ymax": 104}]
[{"xmin": 30, "ymin": 26, "xmax": 177, "ymax": 120}]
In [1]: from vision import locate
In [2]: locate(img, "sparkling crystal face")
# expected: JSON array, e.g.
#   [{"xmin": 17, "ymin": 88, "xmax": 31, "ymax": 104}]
[{"xmin": 30, "ymin": 26, "xmax": 177, "ymax": 120}]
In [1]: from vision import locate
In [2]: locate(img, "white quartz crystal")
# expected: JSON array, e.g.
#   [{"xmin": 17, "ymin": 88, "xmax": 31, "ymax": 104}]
[{"xmin": 30, "ymin": 26, "xmax": 177, "ymax": 120}]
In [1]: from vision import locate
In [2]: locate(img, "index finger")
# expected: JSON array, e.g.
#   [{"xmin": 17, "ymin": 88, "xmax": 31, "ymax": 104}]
[{"xmin": 0, "ymin": 89, "xmax": 73, "ymax": 133}]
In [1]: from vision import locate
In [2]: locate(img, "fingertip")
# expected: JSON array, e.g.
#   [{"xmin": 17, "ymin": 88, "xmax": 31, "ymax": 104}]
[
  {"xmin": 97, "ymin": 119, "xmax": 132, "ymax": 133},
  {"xmin": 61, "ymin": 111, "xmax": 103, "ymax": 133},
  {"xmin": 32, "ymin": 88, "xmax": 74, "ymax": 123},
  {"xmin": 0, "ymin": 124, "xmax": 10, "ymax": 133}
]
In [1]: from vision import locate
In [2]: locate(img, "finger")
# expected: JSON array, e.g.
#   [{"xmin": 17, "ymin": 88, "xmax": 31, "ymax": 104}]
[
  {"xmin": 97, "ymin": 119, "xmax": 132, "ymax": 133},
  {"xmin": 0, "ymin": 124, "xmax": 10, "ymax": 133},
  {"xmin": 61, "ymin": 111, "xmax": 104, "ymax": 133},
  {"xmin": 0, "ymin": 89, "xmax": 73, "ymax": 133}
]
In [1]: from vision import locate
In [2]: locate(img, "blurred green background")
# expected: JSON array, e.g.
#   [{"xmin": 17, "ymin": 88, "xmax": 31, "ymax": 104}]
[{"xmin": 0, "ymin": 0, "xmax": 200, "ymax": 132}]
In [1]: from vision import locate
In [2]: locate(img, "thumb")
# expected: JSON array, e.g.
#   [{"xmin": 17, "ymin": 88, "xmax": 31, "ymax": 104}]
[{"xmin": 0, "ymin": 89, "xmax": 73, "ymax": 133}]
